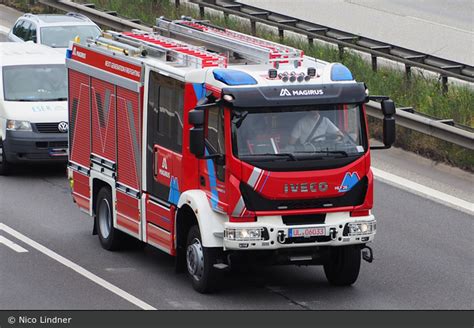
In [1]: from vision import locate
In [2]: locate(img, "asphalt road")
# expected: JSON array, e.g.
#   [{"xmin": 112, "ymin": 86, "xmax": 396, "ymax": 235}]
[
  {"xmin": 239, "ymin": 0, "xmax": 474, "ymax": 65},
  {"xmin": 0, "ymin": 149, "xmax": 472, "ymax": 310}
]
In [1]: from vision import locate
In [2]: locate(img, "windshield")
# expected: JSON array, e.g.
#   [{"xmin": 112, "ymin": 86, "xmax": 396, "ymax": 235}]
[
  {"xmin": 40, "ymin": 25, "xmax": 101, "ymax": 48},
  {"xmin": 3, "ymin": 65, "xmax": 67, "ymax": 101},
  {"xmin": 232, "ymin": 104, "xmax": 366, "ymax": 161}
]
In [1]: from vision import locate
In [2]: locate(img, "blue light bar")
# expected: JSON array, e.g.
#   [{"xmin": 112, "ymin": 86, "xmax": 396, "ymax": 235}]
[
  {"xmin": 213, "ymin": 69, "xmax": 257, "ymax": 86},
  {"xmin": 331, "ymin": 63, "xmax": 353, "ymax": 81}
]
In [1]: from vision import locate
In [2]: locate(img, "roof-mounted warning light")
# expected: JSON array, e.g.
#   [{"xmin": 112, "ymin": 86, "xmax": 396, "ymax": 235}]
[
  {"xmin": 331, "ymin": 63, "xmax": 353, "ymax": 81},
  {"xmin": 279, "ymin": 72, "xmax": 289, "ymax": 82},
  {"xmin": 289, "ymin": 71, "xmax": 297, "ymax": 83}
]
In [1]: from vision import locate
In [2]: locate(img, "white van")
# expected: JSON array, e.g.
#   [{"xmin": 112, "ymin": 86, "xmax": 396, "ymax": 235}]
[{"xmin": 0, "ymin": 42, "xmax": 68, "ymax": 175}]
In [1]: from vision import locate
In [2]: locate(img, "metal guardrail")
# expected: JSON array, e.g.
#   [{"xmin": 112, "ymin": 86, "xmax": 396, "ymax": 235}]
[
  {"xmin": 36, "ymin": 0, "xmax": 474, "ymax": 150},
  {"xmin": 366, "ymin": 103, "xmax": 473, "ymax": 150},
  {"xmin": 190, "ymin": 0, "xmax": 474, "ymax": 92}
]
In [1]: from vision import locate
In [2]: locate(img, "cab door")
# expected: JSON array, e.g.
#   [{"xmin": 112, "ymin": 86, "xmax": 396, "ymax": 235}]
[{"xmin": 144, "ymin": 70, "xmax": 184, "ymax": 253}]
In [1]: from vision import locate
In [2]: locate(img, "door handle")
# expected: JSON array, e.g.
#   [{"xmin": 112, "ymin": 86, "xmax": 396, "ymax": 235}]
[{"xmin": 153, "ymin": 146, "xmax": 158, "ymax": 177}]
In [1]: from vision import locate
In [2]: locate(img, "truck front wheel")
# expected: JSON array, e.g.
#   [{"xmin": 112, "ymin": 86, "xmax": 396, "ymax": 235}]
[
  {"xmin": 96, "ymin": 187, "xmax": 124, "ymax": 251},
  {"xmin": 323, "ymin": 245, "xmax": 361, "ymax": 286},
  {"xmin": 186, "ymin": 225, "xmax": 221, "ymax": 293}
]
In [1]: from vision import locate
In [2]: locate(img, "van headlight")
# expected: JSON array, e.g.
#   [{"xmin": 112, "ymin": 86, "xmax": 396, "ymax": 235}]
[{"xmin": 6, "ymin": 120, "xmax": 32, "ymax": 131}]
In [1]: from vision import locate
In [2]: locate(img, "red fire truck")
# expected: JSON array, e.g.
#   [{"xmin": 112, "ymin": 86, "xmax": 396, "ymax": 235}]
[{"xmin": 66, "ymin": 17, "xmax": 395, "ymax": 293}]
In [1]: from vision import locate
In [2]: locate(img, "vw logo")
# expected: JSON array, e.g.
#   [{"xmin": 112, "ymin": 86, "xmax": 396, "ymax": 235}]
[{"xmin": 58, "ymin": 121, "xmax": 69, "ymax": 133}]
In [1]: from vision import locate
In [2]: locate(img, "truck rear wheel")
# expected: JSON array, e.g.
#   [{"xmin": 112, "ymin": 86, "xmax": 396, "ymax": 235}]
[
  {"xmin": 96, "ymin": 187, "xmax": 124, "ymax": 251},
  {"xmin": 0, "ymin": 141, "xmax": 10, "ymax": 175},
  {"xmin": 186, "ymin": 225, "xmax": 221, "ymax": 293},
  {"xmin": 323, "ymin": 245, "xmax": 361, "ymax": 286}
]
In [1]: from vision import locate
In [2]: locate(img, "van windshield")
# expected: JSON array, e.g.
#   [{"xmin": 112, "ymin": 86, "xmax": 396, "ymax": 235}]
[{"xmin": 3, "ymin": 65, "xmax": 67, "ymax": 102}]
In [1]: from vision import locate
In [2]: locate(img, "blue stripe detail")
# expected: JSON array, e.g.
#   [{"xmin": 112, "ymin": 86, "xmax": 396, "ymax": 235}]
[
  {"xmin": 159, "ymin": 215, "xmax": 170, "ymax": 223},
  {"xmin": 193, "ymin": 83, "xmax": 206, "ymax": 101},
  {"xmin": 168, "ymin": 176, "xmax": 181, "ymax": 204},
  {"xmin": 205, "ymin": 148, "xmax": 219, "ymax": 209}
]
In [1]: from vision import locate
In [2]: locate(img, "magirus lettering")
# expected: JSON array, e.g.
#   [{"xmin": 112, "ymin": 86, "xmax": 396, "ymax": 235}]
[{"xmin": 279, "ymin": 88, "xmax": 324, "ymax": 96}]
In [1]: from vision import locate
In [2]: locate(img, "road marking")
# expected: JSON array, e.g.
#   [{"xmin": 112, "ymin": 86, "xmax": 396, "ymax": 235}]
[
  {"xmin": 407, "ymin": 16, "xmax": 473, "ymax": 35},
  {"xmin": 372, "ymin": 167, "xmax": 473, "ymax": 215},
  {"xmin": 0, "ymin": 235, "xmax": 28, "ymax": 253},
  {"xmin": 0, "ymin": 25, "xmax": 10, "ymax": 34},
  {"xmin": 0, "ymin": 223, "xmax": 157, "ymax": 310}
]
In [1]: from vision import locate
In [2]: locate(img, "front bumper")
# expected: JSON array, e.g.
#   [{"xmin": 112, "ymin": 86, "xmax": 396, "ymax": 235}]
[
  {"xmin": 3, "ymin": 130, "xmax": 68, "ymax": 163},
  {"xmin": 223, "ymin": 212, "xmax": 376, "ymax": 250}
]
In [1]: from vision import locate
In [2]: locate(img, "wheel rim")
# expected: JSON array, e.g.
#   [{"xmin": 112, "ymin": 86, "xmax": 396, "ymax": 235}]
[
  {"xmin": 98, "ymin": 198, "xmax": 112, "ymax": 239},
  {"xmin": 186, "ymin": 238, "xmax": 204, "ymax": 281},
  {"xmin": 0, "ymin": 143, "xmax": 3, "ymax": 164}
]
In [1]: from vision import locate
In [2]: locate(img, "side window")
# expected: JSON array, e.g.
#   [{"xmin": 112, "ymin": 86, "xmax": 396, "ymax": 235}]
[
  {"xmin": 12, "ymin": 20, "xmax": 21, "ymax": 35},
  {"xmin": 148, "ymin": 71, "xmax": 184, "ymax": 153},
  {"xmin": 206, "ymin": 105, "xmax": 225, "ymax": 154},
  {"xmin": 206, "ymin": 105, "xmax": 225, "ymax": 181},
  {"xmin": 14, "ymin": 21, "xmax": 31, "ymax": 40},
  {"xmin": 28, "ymin": 23, "xmax": 37, "ymax": 42}
]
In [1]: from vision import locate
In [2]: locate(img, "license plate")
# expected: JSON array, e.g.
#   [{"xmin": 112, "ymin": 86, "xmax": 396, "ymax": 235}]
[{"xmin": 288, "ymin": 227, "xmax": 326, "ymax": 238}]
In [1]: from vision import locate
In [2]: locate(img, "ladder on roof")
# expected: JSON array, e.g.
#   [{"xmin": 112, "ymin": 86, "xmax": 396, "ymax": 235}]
[
  {"xmin": 99, "ymin": 30, "xmax": 228, "ymax": 69},
  {"xmin": 155, "ymin": 17, "xmax": 304, "ymax": 67}
]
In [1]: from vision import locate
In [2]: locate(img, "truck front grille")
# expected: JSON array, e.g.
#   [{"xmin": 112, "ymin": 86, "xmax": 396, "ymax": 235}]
[{"xmin": 240, "ymin": 176, "xmax": 368, "ymax": 211}]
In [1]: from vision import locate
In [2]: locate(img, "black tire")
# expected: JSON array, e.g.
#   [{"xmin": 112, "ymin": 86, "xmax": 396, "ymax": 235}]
[
  {"xmin": 186, "ymin": 225, "xmax": 221, "ymax": 293},
  {"xmin": 323, "ymin": 245, "xmax": 361, "ymax": 286},
  {"xmin": 95, "ymin": 187, "xmax": 124, "ymax": 251},
  {"xmin": 0, "ymin": 140, "xmax": 10, "ymax": 176}
]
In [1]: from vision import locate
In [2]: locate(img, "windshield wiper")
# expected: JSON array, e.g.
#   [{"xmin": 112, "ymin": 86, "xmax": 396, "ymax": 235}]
[
  {"xmin": 242, "ymin": 152, "xmax": 298, "ymax": 161},
  {"xmin": 295, "ymin": 150, "xmax": 350, "ymax": 157}
]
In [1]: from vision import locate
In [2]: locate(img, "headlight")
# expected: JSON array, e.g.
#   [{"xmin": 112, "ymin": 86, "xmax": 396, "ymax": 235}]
[
  {"xmin": 346, "ymin": 221, "xmax": 376, "ymax": 236},
  {"xmin": 6, "ymin": 120, "xmax": 32, "ymax": 131},
  {"xmin": 225, "ymin": 228, "xmax": 263, "ymax": 241}
]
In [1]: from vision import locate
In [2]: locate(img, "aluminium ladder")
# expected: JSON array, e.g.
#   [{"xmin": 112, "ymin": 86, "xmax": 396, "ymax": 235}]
[{"xmin": 155, "ymin": 17, "xmax": 304, "ymax": 67}]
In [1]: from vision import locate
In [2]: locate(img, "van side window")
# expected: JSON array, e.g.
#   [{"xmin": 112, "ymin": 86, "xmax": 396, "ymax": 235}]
[
  {"xmin": 28, "ymin": 23, "xmax": 37, "ymax": 42},
  {"xmin": 12, "ymin": 20, "xmax": 23, "ymax": 36},
  {"xmin": 14, "ymin": 20, "xmax": 31, "ymax": 40},
  {"xmin": 148, "ymin": 71, "xmax": 184, "ymax": 153}
]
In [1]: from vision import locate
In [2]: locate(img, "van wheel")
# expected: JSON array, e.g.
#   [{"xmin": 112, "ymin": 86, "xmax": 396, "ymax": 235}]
[
  {"xmin": 186, "ymin": 225, "xmax": 221, "ymax": 293},
  {"xmin": 323, "ymin": 245, "xmax": 361, "ymax": 286},
  {"xmin": 0, "ymin": 141, "xmax": 10, "ymax": 175},
  {"xmin": 96, "ymin": 187, "xmax": 124, "ymax": 251}
]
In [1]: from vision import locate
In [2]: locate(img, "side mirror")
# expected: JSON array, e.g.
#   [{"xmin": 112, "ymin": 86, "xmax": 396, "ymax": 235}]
[
  {"xmin": 382, "ymin": 115, "xmax": 395, "ymax": 148},
  {"xmin": 381, "ymin": 99, "xmax": 396, "ymax": 148},
  {"xmin": 370, "ymin": 99, "xmax": 396, "ymax": 150},
  {"xmin": 189, "ymin": 127, "xmax": 205, "ymax": 157},
  {"xmin": 189, "ymin": 108, "xmax": 205, "ymax": 157},
  {"xmin": 381, "ymin": 99, "xmax": 396, "ymax": 116},
  {"xmin": 188, "ymin": 109, "xmax": 204, "ymax": 125}
]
